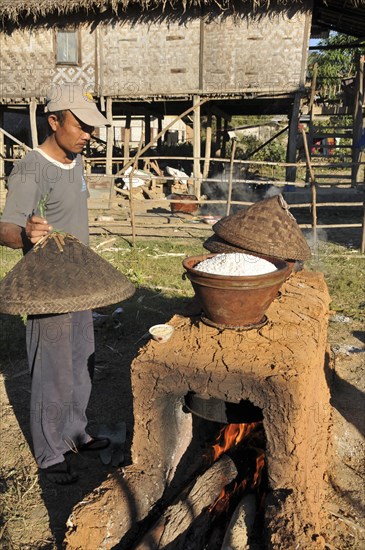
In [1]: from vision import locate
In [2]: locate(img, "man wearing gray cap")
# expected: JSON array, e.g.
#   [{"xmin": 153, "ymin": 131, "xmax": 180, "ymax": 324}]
[{"xmin": 0, "ymin": 84, "xmax": 111, "ymax": 484}]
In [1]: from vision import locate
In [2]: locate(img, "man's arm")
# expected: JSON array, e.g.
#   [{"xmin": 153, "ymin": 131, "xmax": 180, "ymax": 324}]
[
  {"xmin": 0, "ymin": 217, "xmax": 52, "ymax": 249},
  {"xmin": 0, "ymin": 222, "xmax": 24, "ymax": 249}
]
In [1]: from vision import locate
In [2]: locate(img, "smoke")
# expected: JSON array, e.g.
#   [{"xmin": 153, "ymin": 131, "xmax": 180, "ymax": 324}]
[
  {"xmin": 263, "ymin": 186, "xmax": 282, "ymax": 199},
  {"xmin": 306, "ymin": 228, "xmax": 329, "ymax": 267},
  {"xmin": 200, "ymin": 164, "xmax": 275, "ymax": 216}
]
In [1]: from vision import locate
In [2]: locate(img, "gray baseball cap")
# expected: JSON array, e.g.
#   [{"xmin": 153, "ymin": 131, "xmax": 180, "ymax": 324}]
[{"xmin": 45, "ymin": 84, "xmax": 110, "ymax": 127}]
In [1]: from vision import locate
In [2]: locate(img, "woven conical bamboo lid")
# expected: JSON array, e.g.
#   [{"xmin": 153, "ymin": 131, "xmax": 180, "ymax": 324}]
[
  {"xmin": 204, "ymin": 234, "xmax": 252, "ymax": 254},
  {"xmin": 0, "ymin": 233, "xmax": 135, "ymax": 315},
  {"xmin": 213, "ymin": 194, "xmax": 311, "ymax": 261}
]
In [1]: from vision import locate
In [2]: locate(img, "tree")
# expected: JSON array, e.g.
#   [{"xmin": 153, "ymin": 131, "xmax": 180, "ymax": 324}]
[{"xmin": 308, "ymin": 33, "xmax": 363, "ymax": 99}]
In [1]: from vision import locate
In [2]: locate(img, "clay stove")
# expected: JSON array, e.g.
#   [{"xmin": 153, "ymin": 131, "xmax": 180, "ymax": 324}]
[{"xmin": 65, "ymin": 270, "xmax": 331, "ymax": 549}]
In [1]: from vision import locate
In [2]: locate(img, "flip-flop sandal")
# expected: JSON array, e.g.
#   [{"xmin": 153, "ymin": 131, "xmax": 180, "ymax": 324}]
[
  {"xmin": 42, "ymin": 461, "xmax": 78, "ymax": 485},
  {"xmin": 98, "ymin": 423, "xmax": 126, "ymax": 467}
]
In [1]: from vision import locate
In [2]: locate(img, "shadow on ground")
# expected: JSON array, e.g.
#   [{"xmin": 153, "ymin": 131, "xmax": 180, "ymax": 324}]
[{"xmin": 0, "ymin": 289, "xmax": 194, "ymax": 548}]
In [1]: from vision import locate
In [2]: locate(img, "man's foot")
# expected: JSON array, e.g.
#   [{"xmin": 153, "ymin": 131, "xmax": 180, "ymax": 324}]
[
  {"xmin": 41, "ymin": 461, "xmax": 78, "ymax": 485},
  {"xmin": 78, "ymin": 436, "xmax": 110, "ymax": 452}
]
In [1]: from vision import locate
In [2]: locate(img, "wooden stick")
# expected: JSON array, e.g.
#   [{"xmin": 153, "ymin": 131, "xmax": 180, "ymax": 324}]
[
  {"xmin": 124, "ymin": 114, "xmax": 131, "ymax": 166},
  {"xmin": 221, "ymin": 493, "xmax": 257, "ymax": 550},
  {"xmin": 361, "ymin": 202, "xmax": 365, "ymax": 254},
  {"xmin": 193, "ymin": 94, "xmax": 202, "ymax": 198},
  {"xmin": 301, "ymin": 126, "xmax": 317, "ymax": 249},
  {"xmin": 106, "ymin": 97, "xmax": 113, "ymax": 175},
  {"xmin": 129, "ymin": 136, "xmax": 144, "ymax": 246},
  {"xmin": 226, "ymin": 138, "xmax": 237, "ymax": 216},
  {"xmin": 29, "ymin": 98, "xmax": 38, "ymax": 148},
  {"xmin": 134, "ymin": 454, "xmax": 238, "ymax": 550},
  {"xmin": 203, "ymin": 111, "xmax": 212, "ymax": 180},
  {"xmin": 0, "ymin": 127, "xmax": 31, "ymax": 152}
]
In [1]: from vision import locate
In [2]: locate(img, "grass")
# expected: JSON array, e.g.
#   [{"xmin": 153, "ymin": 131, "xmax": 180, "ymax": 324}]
[
  {"xmin": 0, "ymin": 236, "xmax": 364, "ymax": 320},
  {"xmin": 308, "ymin": 241, "xmax": 365, "ymax": 319},
  {"xmin": 94, "ymin": 237, "xmax": 205, "ymax": 294}
]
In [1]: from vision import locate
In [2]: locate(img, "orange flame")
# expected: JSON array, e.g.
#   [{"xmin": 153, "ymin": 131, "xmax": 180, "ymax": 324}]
[
  {"xmin": 252, "ymin": 451, "xmax": 265, "ymax": 488},
  {"xmin": 211, "ymin": 422, "xmax": 256, "ymax": 461},
  {"xmin": 209, "ymin": 422, "xmax": 266, "ymax": 516}
]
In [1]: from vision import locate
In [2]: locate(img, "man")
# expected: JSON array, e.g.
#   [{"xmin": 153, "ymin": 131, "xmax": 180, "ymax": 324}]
[{"xmin": 0, "ymin": 84, "xmax": 110, "ymax": 484}]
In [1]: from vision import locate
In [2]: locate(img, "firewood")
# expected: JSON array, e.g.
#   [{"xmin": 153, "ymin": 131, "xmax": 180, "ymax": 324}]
[
  {"xmin": 221, "ymin": 493, "xmax": 257, "ymax": 550},
  {"xmin": 134, "ymin": 454, "xmax": 238, "ymax": 550}
]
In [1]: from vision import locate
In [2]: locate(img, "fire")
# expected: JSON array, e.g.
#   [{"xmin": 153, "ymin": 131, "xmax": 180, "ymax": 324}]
[
  {"xmin": 252, "ymin": 451, "xmax": 265, "ymax": 487},
  {"xmin": 211, "ymin": 422, "xmax": 256, "ymax": 461},
  {"xmin": 209, "ymin": 422, "xmax": 266, "ymax": 516}
]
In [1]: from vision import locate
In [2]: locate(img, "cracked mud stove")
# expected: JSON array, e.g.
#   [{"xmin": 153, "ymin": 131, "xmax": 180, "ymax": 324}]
[{"xmin": 65, "ymin": 268, "xmax": 332, "ymax": 550}]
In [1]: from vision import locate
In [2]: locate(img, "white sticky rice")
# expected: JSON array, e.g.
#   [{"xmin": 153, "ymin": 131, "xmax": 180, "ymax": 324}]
[{"xmin": 194, "ymin": 253, "xmax": 277, "ymax": 276}]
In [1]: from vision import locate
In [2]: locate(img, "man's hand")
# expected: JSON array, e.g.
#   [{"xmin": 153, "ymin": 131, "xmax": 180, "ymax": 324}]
[{"xmin": 25, "ymin": 216, "xmax": 53, "ymax": 244}]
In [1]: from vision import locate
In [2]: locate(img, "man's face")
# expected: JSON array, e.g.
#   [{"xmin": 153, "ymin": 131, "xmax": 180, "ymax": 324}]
[{"xmin": 49, "ymin": 111, "xmax": 95, "ymax": 154}]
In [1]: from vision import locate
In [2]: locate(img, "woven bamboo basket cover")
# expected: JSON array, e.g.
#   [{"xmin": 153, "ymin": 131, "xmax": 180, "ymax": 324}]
[
  {"xmin": 0, "ymin": 233, "xmax": 135, "ymax": 315},
  {"xmin": 203, "ymin": 234, "xmax": 254, "ymax": 254},
  {"xmin": 213, "ymin": 194, "xmax": 311, "ymax": 261}
]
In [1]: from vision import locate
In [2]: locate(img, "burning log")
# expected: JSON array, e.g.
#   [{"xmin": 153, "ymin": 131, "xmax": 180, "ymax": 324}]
[
  {"xmin": 134, "ymin": 454, "xmax": 238, "ymax": 550},
  {"xmin": 221, "ymin": 493, "xmax": 257, "ymax": 550}
]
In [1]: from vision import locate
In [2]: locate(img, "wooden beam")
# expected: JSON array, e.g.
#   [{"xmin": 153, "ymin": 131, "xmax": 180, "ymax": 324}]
[
  {"xmin": 193, "ymin": 95, "xmax": 202, "ymax": 197},
  {"xmin": 112, "ymin": 101, "xmax": 162, "ymax": 119},
  {"xmin": 0, "ymin": 108, "xmax": 5, "ymax": 209},
  {"xmin": 124, "ymin": 114, "xmax": 131, "ymax": 166},
  {"xmin": 286, "ymin": 92, "xmax": 302, "ymax": 182},
  {"xmin": 144, "ymin": 114, "xmax": 151, "ymax": 147},
  {"xmin": 106, "ymin": 97, "xmax": 113, "ymax": 175},
  {"xmin": 210, "ymin": 105, "xmax": 231, "ymax": 121},
  {"xmin": 203, "ymin": 110, "xmax": 212, "ymax": 179},
  {"xmin": 157, "ymin": 116, "xmax": 163, "ymax": 150},
  {"xmin": 226, "ymin": 137, "xmax": 237, "ymax": 216},
  {"xmin": 352, "ymin": 55, "xmax": 364, "ymax": 185},
  {"xmin": 222, "ymin": 118, "xmax": 228, "ymax": 158},
  {"xmin": 29, "ymin": 98, "xmax": 38, "ymax": 149},
  {"xmin": 216, "ymin": 116, "xmax": 222, "ymax": 154}
]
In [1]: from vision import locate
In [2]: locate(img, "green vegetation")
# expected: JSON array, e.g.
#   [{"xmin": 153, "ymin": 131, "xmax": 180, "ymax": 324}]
[
  {"xmin": 308, "ymin": 32, "xmax": 363, "ymax": 100},
  {"xmin": 309, "ymin": 242, "xmax": 365, "ymax": 319},
  {"xmin": 1, "ymin": 237, "xmax": 363, "ymax": 326}
]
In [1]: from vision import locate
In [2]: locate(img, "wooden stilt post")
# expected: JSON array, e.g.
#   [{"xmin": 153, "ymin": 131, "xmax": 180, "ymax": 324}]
[
  {"xmin": 157, "ymin": 116, "xmax": 163, "ymax": 150},
  {"xmin": 129, "ymin": 137, "xmax": 143, "ymax": 247},
  {"xmin": 0, "ymin": 108, "xmax": 5, "ymax": 209},
  {"xmin": 193, "ymin": 95, "xmax": 202, "ymax": 198},
  {"xmin": 203, "ymin": 109, "xmax": 212, "ymax": 180},
  {"xmin": 352, "ymin": 55, "xmax": 364, "ymax": 186},
  {"xmin": 361, "ymin": 204, "xmax": 365, "ymax": 254},
  {"xmin": 222, "ymin": 118, "xmax": 228, "ymax": 158},
  {"xmin": 30, "ymin": 98, "xmax": 38, "ymax": 149},
  {"xmin": 124, "ymin": 114, "xmax": 131, "ymax": 166},
  {"xmin": 226, "ymin": 137, "xmax": 237, "ymax": 216},
  {"xmin": 286, "ymin": 91, "xmax": 302, "ymax": 182},
  {"xmin": 216, "ymin": 116, "xmax": 222, "ymax": 156},
  {"xmin": 144, "ymin": 115, "xmax": 151, "ymax": 148},
  {"xmin": 106, "ymin": 97, "xmax": 113, "ymax": 175}
]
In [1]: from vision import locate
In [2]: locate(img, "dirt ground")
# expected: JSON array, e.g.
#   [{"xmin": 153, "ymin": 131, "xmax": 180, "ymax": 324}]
[{"xmin": 0, "ymin": 200, "xmax": 364, "ymax": 549}]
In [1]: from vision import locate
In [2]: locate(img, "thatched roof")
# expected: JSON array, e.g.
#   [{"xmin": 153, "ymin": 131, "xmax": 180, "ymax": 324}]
[
  {"xmin": 1, "ymin": 0, "xmax": 364, "ymax": 38},
  {"xmin": 0, "ymin": 0, "xmax": 308, "ymax": 23}
]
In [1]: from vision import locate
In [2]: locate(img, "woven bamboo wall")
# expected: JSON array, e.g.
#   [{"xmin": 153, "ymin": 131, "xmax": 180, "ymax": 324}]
[
  {"xmin": 0, "ymin": 28, "xmax": 96, "ymax": 101},
  {"xmin": 0, "ymin": 10, "xmax": 309, "ymax": 101}
]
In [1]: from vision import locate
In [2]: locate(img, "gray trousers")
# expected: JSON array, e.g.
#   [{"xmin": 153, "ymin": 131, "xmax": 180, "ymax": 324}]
[{"xmin": 26, "ymin": 310, "xmax": 95, "ymax": 469}]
